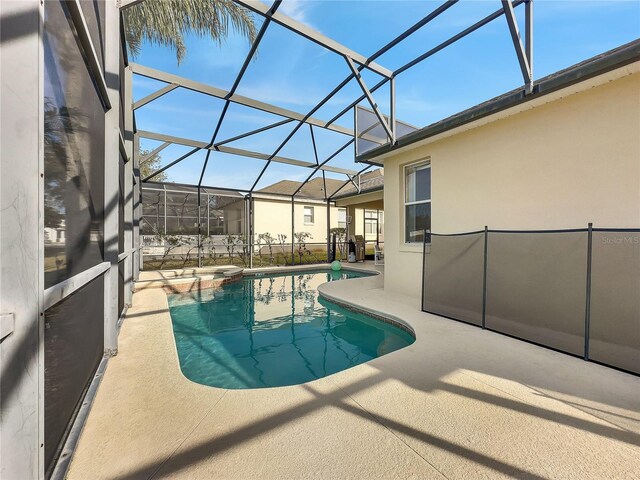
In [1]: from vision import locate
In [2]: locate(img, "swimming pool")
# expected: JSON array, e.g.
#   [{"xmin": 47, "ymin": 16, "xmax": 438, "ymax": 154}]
[{"xmin": 166, "ymin": 269, "xmax": 415, "ymax": 389}]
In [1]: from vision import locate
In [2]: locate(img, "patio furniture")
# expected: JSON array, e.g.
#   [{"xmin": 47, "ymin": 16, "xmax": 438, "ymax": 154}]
[
  {"xmin": 350, "ymin": 235, "xmax": 366, "ymax": 262},
  {"xmin": 374, "ymin": 243, "xmax": 384, "ymax": 265}
]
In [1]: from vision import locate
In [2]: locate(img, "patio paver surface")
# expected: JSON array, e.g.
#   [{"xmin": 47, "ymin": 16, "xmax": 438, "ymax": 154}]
[{"xmin": 67, "ymin": 266, "xmax": 640, "ymax": 480}]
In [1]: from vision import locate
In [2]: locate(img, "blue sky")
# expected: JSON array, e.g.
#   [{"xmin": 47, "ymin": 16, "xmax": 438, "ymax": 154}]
[{"xmin": 133, "ymin": 0, "xmax": 640, "ymax": 190}]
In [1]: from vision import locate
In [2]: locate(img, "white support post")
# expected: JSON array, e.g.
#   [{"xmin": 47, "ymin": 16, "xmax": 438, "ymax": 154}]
[
  {"xmin": 0, "ymin": 0, "xmax": 45, "ymax": 478},
  {"xmin": 123, "ymin": 66, "xmax": 134, "ymax": 306},
  {"xmin": 133, "ymin": 133, "xmax": 141, "ymax": 278},
  {"xmin": 103, "ymin": 0, "xmax": 120, "ymax": 356}
]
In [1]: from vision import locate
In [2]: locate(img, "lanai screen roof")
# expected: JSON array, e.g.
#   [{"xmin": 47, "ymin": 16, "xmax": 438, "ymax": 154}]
[{"xmin": 126, "ymin": 0, "xmax": 640, "ymax": 200}]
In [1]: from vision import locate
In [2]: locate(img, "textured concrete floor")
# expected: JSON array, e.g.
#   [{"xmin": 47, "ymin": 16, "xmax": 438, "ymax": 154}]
[{"xmin": 67, "ymin": 267, "xmax": 640, "ymax": 480}]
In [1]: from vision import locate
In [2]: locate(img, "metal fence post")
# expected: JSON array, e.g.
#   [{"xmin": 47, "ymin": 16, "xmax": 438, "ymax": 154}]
[
  {"xmin": 248, "ymin": 193, "xmax": 254, "ymax": 269},
  {"xmin": 291, "ymin": 196, "xmax": 295, "ymax": 266},
  {"xmin": 421, "ymin": 229, "xmax": 427, "ymax": 312},
  {"xmin": 326, "ymin": 199, "xmax": 331, "ymax": 263},
  {"xmin": 584, "ymin": 222, "xmax": 593, "ymax": 360},
  {"xmin": 482, "ymin": 225, "xmax": 488, "ymax": 329},
  {"xmin": 197, "ymin": 186, "xmax": 202, "ymax": 268}
]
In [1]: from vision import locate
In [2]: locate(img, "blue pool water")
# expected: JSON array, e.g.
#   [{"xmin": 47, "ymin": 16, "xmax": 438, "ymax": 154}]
[{"xmin": 167, "ymin": 269, "xmax": 415, "ymax": 389}]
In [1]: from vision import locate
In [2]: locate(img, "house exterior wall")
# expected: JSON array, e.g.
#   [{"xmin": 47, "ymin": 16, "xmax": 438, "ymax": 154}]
[
  {"xmin": 383, "ymin": 69, "xmax": 640, "ymax": 299},
  {"xmin": 253, "ymin": 199, "xmax": 341, "ymax": 245},
  {"xmin": 335, "ymin": 191, "xmax": 384, "ymax": 242}
]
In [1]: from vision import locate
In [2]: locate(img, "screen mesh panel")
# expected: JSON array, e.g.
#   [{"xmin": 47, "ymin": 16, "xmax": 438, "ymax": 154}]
[
  {"xmin": 423, "ymin": 233, "xmax": 484, "ymax": 325},
  {"xmin": 485, "ymin": 232, "xmax": 587, "ymax": 356},
  {"xmin": 589, "ymin": 231, "xmax": 640, "ymax": 373},
  {"xmin": 165, "ymin": 190, "xmax": 199, "ymax": 235},
  {"xmin": 44, "ymin": 275, "xmax": 104, "ymax": 472},
  {"xmin": 43, "ymin": 0, "xmax": 106, "ymax": 289},
  {"xmin": 356, "ymin": 105, "xmax": 388, "ymax": 155},
  {"xmin": 355, "ymin": 105, "xmax": 418, "ymax": 156},
  {"xmin": 141, "ymin": 189, "xmax": 165, "ymax": 235}
]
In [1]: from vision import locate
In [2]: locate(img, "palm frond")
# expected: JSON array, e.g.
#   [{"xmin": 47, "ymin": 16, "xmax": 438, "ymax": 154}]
[{"xmin": 124, "ymin": 0, "xmax": 258, "ymax": 64}]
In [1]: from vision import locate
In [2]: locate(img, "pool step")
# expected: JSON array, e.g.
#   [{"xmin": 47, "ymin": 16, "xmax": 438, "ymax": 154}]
[{"xmin": 134, "ymin": 267, "xmax": 245, "ymax": 293}]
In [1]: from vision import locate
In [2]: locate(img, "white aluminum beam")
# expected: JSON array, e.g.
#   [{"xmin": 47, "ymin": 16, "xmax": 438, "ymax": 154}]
[
  {"xmin": 103, "ymin": 0, "xmax": 121, "ymax": 357},
  {"xmin": 0, "ymin": 1, "xmax": 45, "ymax": 477},
  {"xmin": 502, "ymin": 0, "xmax": 533, "ymax": 93},
  {"xmin": 133, "ymin": 83, "xmax": 178, "ymax": 110},
  {"xmin": 136, "ymin": 130, "xmax": 358, "ymax": 176},
  {"xmin": 130, "ymin": 63, "xmax": 353, "ymax": 137},
  {"xmin": 236, "ymin": 0, "xmax": 393, "ymax": 78},
  {"xmin": 66, "ymin": 0, "xmax": 111, "ymax": 109},
  {"xmin": 43, "ymin": 263, "xmax": 111, "ymax": 310},
  {"xmin": 117, "ymin": 0, "xmax": 145, "ymax": 9},
  {"xmin": 345, "ymin": 56, "xmax": 394, "ymax": 142},
  {"xmin": 525, "ymin": 0, "xmax": 533, "ymax": 77},
  {"xmin": 123, "ymin": 66, "xmax": 134, "ymax": 307},
  {"xmin": 140, "ymin": 141, "xmax": 170, "ymax": 165}
]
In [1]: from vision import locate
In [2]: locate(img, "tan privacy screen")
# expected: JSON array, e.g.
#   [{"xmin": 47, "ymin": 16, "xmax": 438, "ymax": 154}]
[
  {"xmin": 423, "ymin": 232, "xmax": 484, "ymax": 326},
  {"xmin": 484, "ymin": 231, "xmax": 587, "ymax": 356},
  {"xmin": 589, "ymin": 231, "xmax": 640, "ymax": 372},
  {"xmin": 421, "ymin": 228, "xmax": 639, "ymax": 374}
]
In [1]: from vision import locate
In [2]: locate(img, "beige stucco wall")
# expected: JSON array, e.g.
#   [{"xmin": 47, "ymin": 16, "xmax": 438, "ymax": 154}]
[
  {"xmin": 253, "ymin": 199, "xmax": 341, "ymax": 245},
  {"xmin": 336, "ymin": 191, "xmax": 384, "ymax": 242},
  {"xmin": 383, "ymin": 68, "xmax": 640, "ymax": 299}
]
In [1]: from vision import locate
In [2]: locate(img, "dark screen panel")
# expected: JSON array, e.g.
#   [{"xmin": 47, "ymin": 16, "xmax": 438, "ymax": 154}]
[
  {"xmin": 423, "ymin": 233, "xmax": 484, "ymax": 325},
  {"xmin": 43, "ymin": 0, "xmax": 105, "ymax": 288},
  {"xmin": 589, "ymin": 231, "xmax": 640, "ymax": 373},
  {"xmin": 485, "ymin": 232, "xmax": 587, "ymax": 356},
  {"xmin": 44, "ymin": 275, "xmax": 104, "ymax": 473}
]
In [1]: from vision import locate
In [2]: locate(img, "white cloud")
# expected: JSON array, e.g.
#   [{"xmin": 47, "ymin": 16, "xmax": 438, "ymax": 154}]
[
  {"xmin": 280, "ymin": 0, "xmax": 317, "ymax": 30},
  {"xmin": 280, "ymin": 0, "xmax": 307, "ymax": 23}
]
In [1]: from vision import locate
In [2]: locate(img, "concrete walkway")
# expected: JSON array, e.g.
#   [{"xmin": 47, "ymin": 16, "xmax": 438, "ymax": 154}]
[{"xmin": 68, "ymin": 267, "xmax": 640, "ymax": 480}]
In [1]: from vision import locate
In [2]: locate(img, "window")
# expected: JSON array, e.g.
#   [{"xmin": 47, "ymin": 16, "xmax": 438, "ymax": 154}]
[
  {"xmin": 338, "ymin": 208, "xmax": 347, "ymax": 229},
  {"xmin": 364, "ymin": 210, "xmax": 377, "ymax": 235},
  {"xmin": 304, "ymin": 206, "xmax": 314, "ymax": 225},
  {"xmin": 404, "ymin": 161, "xmax": 431, "ymax": 243}
]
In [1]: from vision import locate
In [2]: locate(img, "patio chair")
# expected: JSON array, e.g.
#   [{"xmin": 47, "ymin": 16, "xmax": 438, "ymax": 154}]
[{"xmin": 374, "ymin": 243, "xmax": 384, "ymax": 265}]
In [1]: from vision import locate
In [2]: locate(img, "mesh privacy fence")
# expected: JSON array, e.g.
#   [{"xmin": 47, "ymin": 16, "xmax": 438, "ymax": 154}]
[{"xmin": 422, "ymin": 227, "xmax": 640, "ymax": 374}]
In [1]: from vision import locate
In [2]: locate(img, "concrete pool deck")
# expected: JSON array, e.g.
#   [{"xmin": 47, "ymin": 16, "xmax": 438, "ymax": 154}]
[{"xmin": 67, "ymin": 265, "xmax": 640, "ymax": 479}]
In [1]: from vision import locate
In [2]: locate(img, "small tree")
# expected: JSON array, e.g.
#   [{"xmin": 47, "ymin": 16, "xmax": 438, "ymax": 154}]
[
  {"xmin": 238, "ymin": 234, "xmax": 249, "ymax": 266},
  {"xmin": 222, "ymin": 234, "xmax": 237, "ymax": 265},
  {"xmin": 277, "ymin": 234, "xmax": 288, "ymax": 265},
  {"xmin": 257, "ymin": 232, "xmax": 276, "ymax": 266},
  {"xmin": 201, "ymin": 234, "xmax": 217, "ymax": 265},
  {"xmin": 294, "ymin": 232, "xmax": 312, "ymax": 264},
  {"xmin": 182, "ymin": 241, "xmax": 199, "ymax": 267},
  {"xmin": 254, "ymin": 234, "xmax": 263, "ymax": 266},
  {"xmin": 156, "ymin": 234, "xmax": 181, "ymax": 269},
  {"xmin": 139, "ymin": 146, "xmax": 168, "ymax": 182},
  {"xmin": 330, "ymin": 227, "xmax": 347, "ymax": 260},
  {"xmin": 222, "ymin": 234, "xmax": 247, "ymax": 266}
]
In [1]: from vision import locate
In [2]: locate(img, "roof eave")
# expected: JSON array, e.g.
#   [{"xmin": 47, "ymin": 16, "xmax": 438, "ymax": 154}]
[
  {"xmin": 357, "ymin": 39, "xmax": 640, "ymax": 164},
  {"xmin": 332, "ymin": 184, "xmax": 384, "ymax": 201}
]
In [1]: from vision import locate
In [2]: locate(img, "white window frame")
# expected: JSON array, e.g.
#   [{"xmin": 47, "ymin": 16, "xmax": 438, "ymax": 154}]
[
  {"xmin": 303, "ymin": 206, "xmax": 314, "ymax": 225},
  {"xmin": 364, "ymin": 209, "xmax": 377, "ymax": 235},
  {"xmin": 403, "ymin": 159, "xmax": 431, "ymax": 245},
  {"xmin": 337, "ymin": 207, "xmax": 347, "ymax": 229}
]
